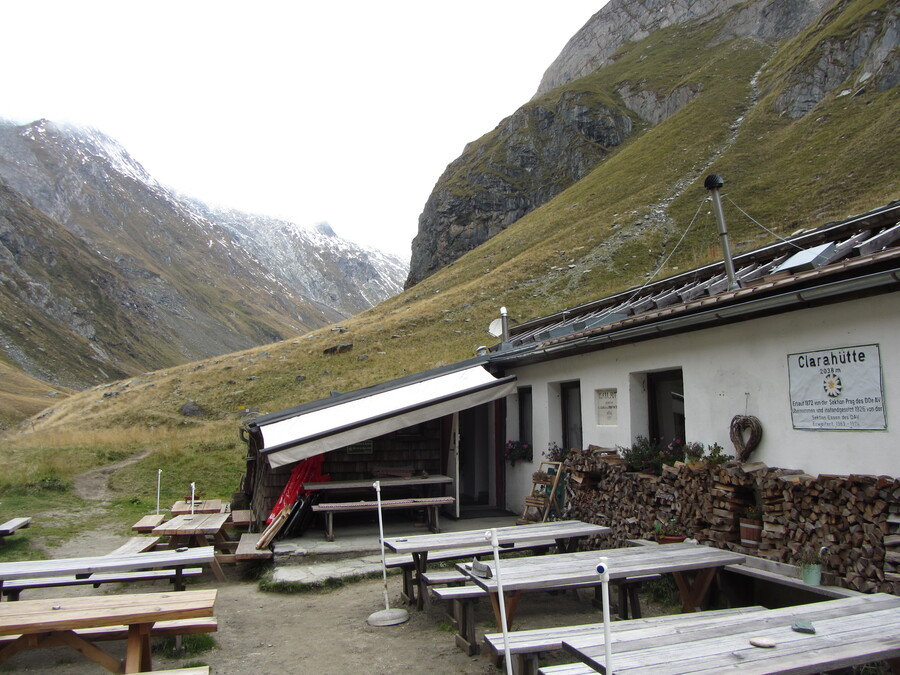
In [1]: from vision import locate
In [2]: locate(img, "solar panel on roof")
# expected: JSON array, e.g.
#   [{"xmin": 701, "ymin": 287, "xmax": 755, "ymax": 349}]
[{"xmin": 773, "ymin": 242, "xmax": 837, "ymax": 273}]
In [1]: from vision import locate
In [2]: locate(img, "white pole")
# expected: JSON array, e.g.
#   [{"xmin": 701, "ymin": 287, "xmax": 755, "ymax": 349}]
[
  {"xmin": 190, "ymin": 482, "xmax": 195, "ymax": 515},
  {"xmin": 375, "ymin": 481, "xmax": 390, "ymax": 611},
  {"xmin": 366, "ymin": 481, "xmax": 409, "ymax": 626},
  {"xmin": 486, "ymin": 528, "xmax": 513, "ymax": 675},
  {"xmin": 596, "ymin": 558, "xmax": 613, "ymax": 673},
  {"xmin": 156, "ymin": 469, "xmax": 162, "ymax": 515}
]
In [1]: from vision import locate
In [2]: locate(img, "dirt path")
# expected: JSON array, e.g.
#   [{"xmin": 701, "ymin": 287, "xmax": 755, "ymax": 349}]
[{"xmin": 71, "ymin": 450, "xmax": 149, "ymax": 503}]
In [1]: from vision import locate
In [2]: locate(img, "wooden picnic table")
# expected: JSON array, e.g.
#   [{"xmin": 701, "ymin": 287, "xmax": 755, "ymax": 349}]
[
  {"xmin": 0, "ymin": 588, "xmax": 216, "ymax": 673},
  {"xmin": 385, "ymin": 520, "xmax": 610, "ymax": 610},
  {"xmin": 458, "ymin": 542, "xmax": 745, "ymax": 630},
  {"xmin": 153, "ymin": 514, "xmax": 232, "ymax": 581},
  {"xmin": 302, "ymin": 474, "xmax": 453, "ymax": 493},
  {"xmin": 558, "ymin": 593, "xmax": 900, "ymax": 675},
  {"xmin": 169, "ymin": 499, "xmax": 223, "ymax": 515},
  {"xmin": 0, "ymin": 546, "xmax": 217, "ymax": 600}
]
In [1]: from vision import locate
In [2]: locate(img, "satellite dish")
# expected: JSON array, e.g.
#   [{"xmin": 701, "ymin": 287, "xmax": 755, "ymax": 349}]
[{"xmin": 487, "ymin": 318, "xmax": 503, "ymax": 338}]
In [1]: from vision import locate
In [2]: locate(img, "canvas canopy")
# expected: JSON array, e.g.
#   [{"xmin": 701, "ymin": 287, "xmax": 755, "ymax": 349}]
[{"xmin": 253, "ymin": 364, "xmax": 517, "ymax": 468}]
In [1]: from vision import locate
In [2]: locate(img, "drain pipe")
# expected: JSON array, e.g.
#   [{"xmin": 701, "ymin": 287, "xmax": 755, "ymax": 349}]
[{"xmin": 705, "ymin": 174, "xmax": 740, "ymax": 291}]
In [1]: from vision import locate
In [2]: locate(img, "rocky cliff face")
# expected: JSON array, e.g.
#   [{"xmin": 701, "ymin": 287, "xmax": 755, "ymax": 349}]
[
  {"xmin": 405, "ymin": 0, "xmax": 857, "ymax": 288},
  {"xmin": 406, "ymin": 91, "xmax": 634, "ymax": 286},
  {"xmin": 0, "ymin": 120, "xmax": 407, "ymax": 388}
]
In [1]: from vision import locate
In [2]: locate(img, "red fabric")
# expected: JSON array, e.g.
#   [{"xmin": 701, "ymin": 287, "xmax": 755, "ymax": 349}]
[{"xmin": 267, "ymin": 454, "xmax": 329, "ymax": 524}]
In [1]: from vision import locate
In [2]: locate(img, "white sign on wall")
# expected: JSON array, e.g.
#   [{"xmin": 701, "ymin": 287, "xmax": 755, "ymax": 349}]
[
  {"xmin": 595, "ymin": 388, "xmax": 618, "ymax": 426},
  {"xmin": 788, "ymin": 344, "xmax": 886, "ymax": 430}
]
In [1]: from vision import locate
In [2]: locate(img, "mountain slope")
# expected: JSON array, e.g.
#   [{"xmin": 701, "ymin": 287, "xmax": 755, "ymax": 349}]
[
  {"xmin": 0, "ymin": 120, "xmax": 406, "ymax": 391},
  {"xmin": 406, "ymin": 0, "xmax": 895, "ymax": 287},
  {"xmin": 12, "ymin": 0, "xmax": 900, "ymax": 437},
  {"xmin": 190, "ymin": 204, "xmax": 407, "ymax": 317}
]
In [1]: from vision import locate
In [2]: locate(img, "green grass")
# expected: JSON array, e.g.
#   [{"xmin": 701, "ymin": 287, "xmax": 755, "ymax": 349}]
[
  {"xmin": 257, "ymin": 569, "xmax": 384, "ymax": 594},
  {"xmin": 153, "ymin": 633, "xmax": 216, "ymax": 658}
]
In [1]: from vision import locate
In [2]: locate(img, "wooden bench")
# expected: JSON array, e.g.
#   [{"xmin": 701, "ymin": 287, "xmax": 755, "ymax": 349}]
[
  {"xmin": 0, "ymin": 517, "xmax": 31, "ymax": 542},
  {"xmin": 0, "ymin": 616, "xmax": 217, "ymax": 648},
  {"xmin": 106, "ymin": 536, "xmax": 161, "ymax": 556},
  {"xmin": 484, "ymin": 605, "xmax": 768, "ymax": 675},
  {"xmin": 312, "ymin": 496, "xmax": 455, "ymax": 541},
  {"xmin": 537, "ymin": 664, "xmax": 595, "ymax": 675},
  {"xmin": 1, "ymin": 567, "xmax": 205, "ymax": 601},
  {"xmin": 386, "ymin": 540, "xmax": 553, "ymax": 606},
  {"xmin": 234, "ymin": 532, "xmax": 273, "ymax": 561},
  {"xmin": 228, "ymin": 509, "xmax": 253, "ymax": 530},
  {"xmin": 432, "ymin": 584, "xmax": 487, "ymax": 655},
  {"xmin": 132, "ymin": 514, "xmax": 167, "ymax": 533}
]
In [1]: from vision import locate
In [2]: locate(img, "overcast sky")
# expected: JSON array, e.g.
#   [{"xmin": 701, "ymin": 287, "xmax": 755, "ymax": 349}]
[{"xmin": 2, "ymin": 2, "xmax": 605, "ymax": 257}]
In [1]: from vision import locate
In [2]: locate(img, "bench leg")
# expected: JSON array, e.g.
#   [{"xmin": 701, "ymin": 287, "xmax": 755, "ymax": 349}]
[
  {"xmin": 452, "ymin": 598, "xmax": 479, "ymax": 656},
  {"xmin": 426, "ymin": 505, "xmax": 441, "ymax": 533},
  {"xmin": 399, "ymin": 566, "xmax": 415, "ymax": 605},
  {"xmin": 324, "ymin": 513, "xmax": 334, "ymax": 542},
  {"xmin": 518, "ymin": 654, "xmax": 540, "ymax": 675},
  {"xmin": 628, "ymin": 582, "xmax": 643, "ymax": 619}
]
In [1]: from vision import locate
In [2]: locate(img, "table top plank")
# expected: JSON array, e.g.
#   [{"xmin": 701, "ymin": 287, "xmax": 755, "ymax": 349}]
[
  {"xmin": 0, "ymin": 547, "xmax": 216, "ymax": 582},
  {"xmin": 170, "ymin": 499, "xmax": 223, "ymax": 515},
  {"xmin": 384, "ymin": 520, "xmax": 609, "ymax": 554},
  {"xmin": 0, "ymin": 589, "xmax": 217, "ymax": 635},
  {"xmin": 587, "ymin": 609, "xmax": 900, "ymax": 674},
  {"xmin": 302, "ymin": 475, "xmax": 453, "ymax": 491},
  {"xmin": 459, "ymin": 543, "xmax": 745, "ymax": 593},
  {"xmin": 153, "ymin": 513, "xmax": 230, "ymax": 536},
  {"xmin": 561, "ymin": 593, "xmax": 900, "ymax": 675}
]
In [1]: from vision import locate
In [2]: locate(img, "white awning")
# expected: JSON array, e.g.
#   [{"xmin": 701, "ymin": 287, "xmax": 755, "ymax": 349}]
[{"xmin": 258, "ymin": 364, "xmax": 516, "ymax": 468}]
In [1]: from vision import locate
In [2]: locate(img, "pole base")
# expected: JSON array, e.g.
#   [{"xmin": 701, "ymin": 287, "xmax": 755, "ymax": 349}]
[{"xmin": 367, "ymin": 607, "xmax": 410, "ymax": 626}]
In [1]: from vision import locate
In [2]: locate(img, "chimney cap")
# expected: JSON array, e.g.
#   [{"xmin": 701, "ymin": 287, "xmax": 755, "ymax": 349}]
[{"xmin": 704, "ymin": 174, "xmax": 724, "ymax": 190}]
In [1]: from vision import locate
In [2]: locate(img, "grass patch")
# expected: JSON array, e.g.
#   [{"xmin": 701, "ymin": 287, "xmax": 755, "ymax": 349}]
[
  {"xmin": 641, "ymin": 575, "xmax": 681, "ymax": 612},
  {"xmin": 257, "ymin": 569, "xmax": 384, "ymax": 594},
  {"xmin": 153, "ymin": 633, "xmax": 216, "ymax": 658}
]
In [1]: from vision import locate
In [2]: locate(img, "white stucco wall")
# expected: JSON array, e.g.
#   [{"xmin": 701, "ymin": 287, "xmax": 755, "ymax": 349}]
[{"xmin": 503, "ymin": 293, "xmax": 898, "ymax": 513}]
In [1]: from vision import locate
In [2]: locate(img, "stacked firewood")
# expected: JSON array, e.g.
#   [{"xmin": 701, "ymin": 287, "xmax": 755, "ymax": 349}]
[{"xmin": 561, "ymin": 446, "xmax": 900, "ymax": 594}]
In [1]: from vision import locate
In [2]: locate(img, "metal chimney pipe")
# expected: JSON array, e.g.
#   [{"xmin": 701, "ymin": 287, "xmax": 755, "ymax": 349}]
[
  {"xmin": 704, "ymin": 174, "xmax": 740, "ymax": 291},
  {"xmin": 500, "ymin": 306, "xmax": 509, "ymax": 342}
]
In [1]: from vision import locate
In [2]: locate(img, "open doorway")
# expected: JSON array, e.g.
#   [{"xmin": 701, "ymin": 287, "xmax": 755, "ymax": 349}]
[
  {"xmin": 457, "ymin": 404, "xmax": 492, "ymax": 510},
  {"xmin": 647, "ymin": 369, "xmax": 685, "ymax": 444}
]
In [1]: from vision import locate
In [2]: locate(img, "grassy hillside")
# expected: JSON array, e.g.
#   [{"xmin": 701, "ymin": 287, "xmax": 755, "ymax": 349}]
[
  {"xmin": 1, "ymin": 2, "xmax": 896, "ymax": 551},
  {"xmin": 0, "ymin": 357, "xmax": 72, "ymax": 430}
]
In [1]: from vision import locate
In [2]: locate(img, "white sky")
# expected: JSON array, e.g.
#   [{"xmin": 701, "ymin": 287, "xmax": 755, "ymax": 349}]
[{"xmin": 2, "ymin": 2, "xmax": 605, "ymax": 257}]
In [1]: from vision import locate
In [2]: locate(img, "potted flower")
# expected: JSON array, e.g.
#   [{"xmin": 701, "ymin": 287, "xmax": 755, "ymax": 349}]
[
  {"xmin": 655, "ymin": 518, "xmax": 687, "ymax": 544},
  {"xmin": 797, "ymin": 545, "xmax": 828, "ymax": 586},
  {"xmin": 504, "ymin": 440, "xmax": 532, "ymax": 466},
  {"xmin": 738, "ymin": 505, "xmax": 763, "ymax": 547}
]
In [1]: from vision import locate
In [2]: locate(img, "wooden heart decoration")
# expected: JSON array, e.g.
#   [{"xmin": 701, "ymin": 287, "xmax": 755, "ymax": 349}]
[{"xmin": 730, "ymin": 415, "xmax": 763, "ymax": 462}]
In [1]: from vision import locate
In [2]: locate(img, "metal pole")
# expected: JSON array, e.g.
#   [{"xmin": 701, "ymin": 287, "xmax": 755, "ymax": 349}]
[
  {"xmin": 704, "ymin": 174, "xmax": 740, "ymax": 291},
  {"xmin": 486, "ymin": 528, "xmax": 513, "ymax": 675},
  {"xmin": 375, "ymin": 481, "xmax": 390, "ymax": 611},
  {"xmin": 366, "ymin": 481, "xmax": 409, "ymax": 626},
  {"xmin": 156, "ymin": 469, "xmax": 162, "ymax": 515},
  {"xmin": 596, "ymin": 558, "xmax": 613, "ymax": 673}
]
